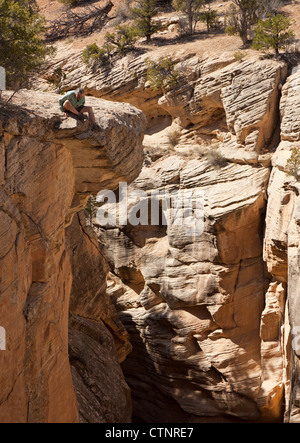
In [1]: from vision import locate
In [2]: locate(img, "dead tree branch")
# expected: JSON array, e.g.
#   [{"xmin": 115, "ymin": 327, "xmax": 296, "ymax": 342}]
[{"xmin": 45, "ymin": 1, "xmax": 113, "ymax": 42}]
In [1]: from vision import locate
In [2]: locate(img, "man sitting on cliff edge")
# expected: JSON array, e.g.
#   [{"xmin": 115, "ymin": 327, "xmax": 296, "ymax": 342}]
[{"xmin": 58, "ymin": 88, "xmax": 100, "ymax": 130}]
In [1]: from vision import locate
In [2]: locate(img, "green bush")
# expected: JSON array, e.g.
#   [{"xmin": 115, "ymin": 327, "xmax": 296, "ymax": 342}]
[
  {"xmin": 82, "ymin": 42, "xmax": 113, "ymax": 68},
  {"xmin": 82, "ymin": 24, "xmax": 138, "ymax": 70},
  {"xmin": 146, "ymin": 57, "xmax": 179, "ymax": 91},
  {"xmin": 252, "ymin": 13, "xmax": 294, "ymax": 55},
  {"xmin": 129, "ymin": 0, "xmax": 161, "ymax": 43},
  {"xmin": 234, "ymin": 50, "xmax": 246, "ymax": 62},
  {"xmin": 105, "ymin": 24, "xmax": 139, "ymax": 56},
  {"xmin": 57, "ymin": 0, "xmax": 80, "ymax": 6},
  {"xmin": 199, "ymin": 8, "xmax": 219, "ymax": 32}
]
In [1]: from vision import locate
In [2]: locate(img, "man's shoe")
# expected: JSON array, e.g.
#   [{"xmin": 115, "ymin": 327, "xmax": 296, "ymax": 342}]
[
  {"xmin": 92, "ymin": 123, "xmax": 101, "ymax": 131},
  {"xmin": 77, "ymin": 113, "xmax": 86, "ymax": 122}
]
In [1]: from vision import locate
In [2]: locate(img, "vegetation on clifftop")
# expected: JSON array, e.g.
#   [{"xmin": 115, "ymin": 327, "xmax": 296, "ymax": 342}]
[{"xmin": 0, "ymin": 0, "xmax": 52, "ymax": 88}]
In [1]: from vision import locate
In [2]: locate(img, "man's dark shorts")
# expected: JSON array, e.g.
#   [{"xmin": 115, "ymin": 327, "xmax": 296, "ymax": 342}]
[{"xmin": 63, "ymin": 105, "xmax": 85, "ymax": 116}]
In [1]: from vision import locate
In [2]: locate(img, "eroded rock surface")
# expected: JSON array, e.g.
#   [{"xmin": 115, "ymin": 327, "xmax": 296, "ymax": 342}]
[
  {"xmin": 66, "ymin": 212, "xmax": 132, "ymax": 423},
  {"xmin": 92, "ymin": 55, "xmax": 290, "ymax": 422},
  {"xmin": 263, "ymin": 66, "xmax": 300, "ymax": 423},
  {"xmin": 100, "ymin": 158, "xmax": 270, "ymax": 422}
]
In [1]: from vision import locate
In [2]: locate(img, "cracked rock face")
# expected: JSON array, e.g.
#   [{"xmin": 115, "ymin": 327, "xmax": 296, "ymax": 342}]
[
  {"xmin": 263, "ymin": 66, "xmax": 300, "ymax": 423},
  {"xmin": 99, "ymin": 158, "xmax": 270, "ymax": 422},
  {"xmin": 91, "ymin": 55, "xmax": 291, "ymax": 422},
  {"xmin": 66, "ymin": 212, "xmax": 133, "ymax": 423},
  {"xmin": 0, "ymin": 91, "xmax": 145, "ymax": 422}
]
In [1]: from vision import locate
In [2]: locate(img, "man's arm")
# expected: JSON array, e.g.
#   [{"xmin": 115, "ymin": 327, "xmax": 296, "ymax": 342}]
[{"xmin": 59, "ymin": 91, "xmax": 75, "ymax": 111}]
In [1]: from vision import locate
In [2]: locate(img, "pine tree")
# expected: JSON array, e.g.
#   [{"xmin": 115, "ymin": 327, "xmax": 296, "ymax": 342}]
[
  {"xmin": 0, "ymin": 0, "xmax": 52, "ymax": 88},
  {"xmin": 84, "ymin": 196, "xmax": 100, "ymax": 225},
  {"xmin": 105, "ymin": 24, "xmax": 138, "ymax": 56},
  {"xmin": 252, "ymin": 13, "xmax": 294, "ymax": 55},
  {"xmin": 199, "ymin": 7, "xmax": 218, "ymax": 33},
  {"xmin": 129, "ymin": 0, "xmax": 161, "ymax": 43},
  {"xmin": 172, "ymin": 0, "xmax": 204, "ymax": 35},
  {"xmin": 225, "ymin": 0, "xmax": 263, "ymax": 45}
]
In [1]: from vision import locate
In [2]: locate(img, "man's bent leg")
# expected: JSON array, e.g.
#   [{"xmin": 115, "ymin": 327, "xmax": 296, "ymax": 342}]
[
  {"xmin": 63, "ymin": 100, "xmax": 81, "ymax": 116},
  {"xmin": 80, "ymin": 106, "xmax": 96, "ymax": 124}
]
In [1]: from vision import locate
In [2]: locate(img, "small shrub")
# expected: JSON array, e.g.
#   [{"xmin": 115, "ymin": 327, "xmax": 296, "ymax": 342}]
[
  {"xmin": 146, "ymin": 57, "xmax": 179, "ymax": 91},
  {"xmin": 199, "ymin": 8, "xmax": 219, "ymax": 33},
  {"xmin": 234, "ymin": 50, "xmax": 246, "ymax": 62},
  {"xmin": 82, "ymin": 42, "xmax": 114, "ymax": 68},
  {"xmin": 286, "ymin": 148, "xmax": 300, "ymax": 180},
  {"xmin": 57, "ymin": 0, "xmax": 79, "ymax": 6},
  {"xmin": 105, "ymin": 24, "xmax": 138, "ymax": 56},
  {"xmin": 206, "ymin": 148, "xmax": 227, "ymax": 169},
  {"xmin": 84, "ymin": 195, "xmax": 103, "ymax": 225},
  {"xmin": 144, "ymin": 144, "xmax": 169, "ymax": 161},
  {"xmin": 168, "ymin": 129, "xmax": 180, "ymax": 147}
]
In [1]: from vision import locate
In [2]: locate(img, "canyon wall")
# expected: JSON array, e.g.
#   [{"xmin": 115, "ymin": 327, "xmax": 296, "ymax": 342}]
[
  {"xmin": 71, "ymin": 53, "xmax": 298, "ymax": 422},
  {"xmin": 0, "ymin": 91, "xmax": 146, "ymax": 422},
  {"xmin": 264, "ymin": 66, "xmax": 300, "ymax": 422}
]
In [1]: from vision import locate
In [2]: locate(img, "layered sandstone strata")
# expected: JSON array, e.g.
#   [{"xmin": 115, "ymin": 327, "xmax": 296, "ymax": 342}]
[
  {"xmin": 0, "ymin": 91, "xmax": 145, "ymax": 422},
  {"xmin": 92, "ymin": 56, "xmax": 289, "ymax": 422},
  {"xmin": 100, "ymin": 158, "xmax": 271, "ymax": 422}
]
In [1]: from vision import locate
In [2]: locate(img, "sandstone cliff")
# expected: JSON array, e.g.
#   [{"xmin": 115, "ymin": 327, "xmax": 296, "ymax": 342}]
[
  {"xmin": 70, "ymin": 53, "xmax": 298, "ymax": 422},
  {"xmin": 0, "ymin": 91, "xmax": 146, "ymax": 422},
  {"xmin": 264, "ymin": 66, "xmax": 300, "ymax": 422}
]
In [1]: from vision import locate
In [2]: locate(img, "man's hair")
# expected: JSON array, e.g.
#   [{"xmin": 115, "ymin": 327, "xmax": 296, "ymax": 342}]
[{"xmin": 76, "ymin": 87, "xmax": 85, "ymax": 95}]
